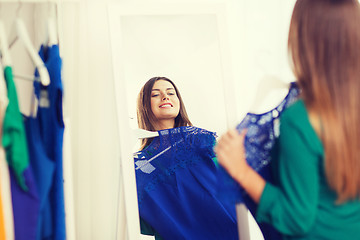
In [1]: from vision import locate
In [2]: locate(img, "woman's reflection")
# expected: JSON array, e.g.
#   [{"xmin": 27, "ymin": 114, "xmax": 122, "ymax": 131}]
[
  {"xmin": 137, "ymin": 77, "xmax": 192, "ymax": 149},
  {"xmin": 134, "ymin": 77, "xmax": 238, "ymax": 240}
]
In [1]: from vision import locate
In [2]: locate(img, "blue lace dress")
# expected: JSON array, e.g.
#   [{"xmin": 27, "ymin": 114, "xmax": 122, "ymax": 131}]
[
  {"xmin": 134, "ymin": 126, "xmax": 238, "ymax": 240},
  {"xmin": 217, "ymin": 82, "xmax": 300, "ymax": 240}
]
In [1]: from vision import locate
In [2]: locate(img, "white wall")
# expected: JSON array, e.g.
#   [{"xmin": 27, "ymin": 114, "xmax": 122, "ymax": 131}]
[{"xmin": 60, "ymin": 1, "xmax": 121, "ymax": 239}]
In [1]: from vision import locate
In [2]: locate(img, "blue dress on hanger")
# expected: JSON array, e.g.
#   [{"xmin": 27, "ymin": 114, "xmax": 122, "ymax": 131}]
[
  {"xmin": 33, "ymin": 44, "xmax": 66, "ymax": 240},
  {"xmin": 24, "ymin": 115, "xmax": 55, "ymax": 240},
  {"xmin": 217, "ymin": 82, "xmax": 300, "ymax": 240},
  {"xmin": 135, "ymin": 126, "xmax": 238, "ymax": 240}
]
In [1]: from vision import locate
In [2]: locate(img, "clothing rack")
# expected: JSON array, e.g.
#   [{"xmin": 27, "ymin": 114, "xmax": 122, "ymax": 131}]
[{"xmin": 0, "ymin": 2, "xmax": 76, "ymax": 239}]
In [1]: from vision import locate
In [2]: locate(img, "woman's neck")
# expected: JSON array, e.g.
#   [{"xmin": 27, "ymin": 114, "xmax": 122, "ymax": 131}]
[{"xmin": 154, "ymin": 120, "xmax": 175, "ymax": 131}]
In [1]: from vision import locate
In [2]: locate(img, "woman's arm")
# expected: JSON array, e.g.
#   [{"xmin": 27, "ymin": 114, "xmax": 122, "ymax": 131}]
[{"xmin": 215, "ymin": 108, "xmax": 320, "ymax": 235}]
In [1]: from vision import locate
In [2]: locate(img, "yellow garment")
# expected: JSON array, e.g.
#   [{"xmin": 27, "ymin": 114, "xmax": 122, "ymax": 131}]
[
  {"xmin": 0, "ymin": 184, "xmax": 6, "ymax": 240},
  {"xmin": 0, "ymin": 149, "xmax": 14, "ymax": 240}
]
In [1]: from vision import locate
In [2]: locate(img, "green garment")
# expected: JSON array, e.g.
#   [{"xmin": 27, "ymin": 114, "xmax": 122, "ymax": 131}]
[
  {"xmin": 256, "ymin": 100, "xmax": 360, "ymax": 240},
  {"xmin": 2, "ymin": 66, "xmax": 29, "ymax": 191},
  {"xmin": 140, "ymin": 218, "xmax": 163, "ymax": 240}
]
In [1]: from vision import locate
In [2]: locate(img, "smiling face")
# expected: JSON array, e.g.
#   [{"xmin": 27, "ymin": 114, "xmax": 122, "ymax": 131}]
[{"xmin": 150, "ymin": 80, "xmax": 180, "ymax": 130}]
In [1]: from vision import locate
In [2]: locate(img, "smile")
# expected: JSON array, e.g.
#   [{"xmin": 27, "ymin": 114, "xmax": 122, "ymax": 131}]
[{"xmin": 159, "ymin": 103, "xmax": 173, "ymax": 108}]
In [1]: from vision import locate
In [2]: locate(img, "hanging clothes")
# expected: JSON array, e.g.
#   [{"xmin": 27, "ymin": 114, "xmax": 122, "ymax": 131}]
[
  {"xmin": 3, "ymin": 66, "xmax": 40, "ymax": 240},
  {"xmin": 134, "ymin": 126, "xmax": 238, "ymax": 240},
  {"xmin": 0, "ymin": 190, "xmax": 6, "ymax": 240},
  {"xmin": 216, "ymin": 82, "xmax": 300, "ymax": 240},
  {"xmin": 0, "ymin": 149, "xmax": 14, "ymax": 240},
  {"xmin": 0, "ymin": 61, "xmax": 14, "ymax": 240},
  {"xmin": 31, "ymin": 44, "xmax": 65, "ymax": 240},
  {"xmin": 2, "ymin": 66, "xmax": 29, "ymax": 191},
  {"xmin": 24, "ymin": 114, "xmax": 55, "ymax": 239}
]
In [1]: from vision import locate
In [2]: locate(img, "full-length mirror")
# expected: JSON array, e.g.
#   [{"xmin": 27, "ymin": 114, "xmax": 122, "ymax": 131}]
[{"xmin": 108, "ymin": 2, "xmax": 242, "ymax": 240}]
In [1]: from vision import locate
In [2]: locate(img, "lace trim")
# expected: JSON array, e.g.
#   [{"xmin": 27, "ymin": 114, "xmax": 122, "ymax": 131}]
[
  {"xmin": 218, "ymin": 82, "xmax": 301, "ymax": 203},
  {"xmin": 134, "ymin": 126, "xmax": 217, "ymax": 205}
]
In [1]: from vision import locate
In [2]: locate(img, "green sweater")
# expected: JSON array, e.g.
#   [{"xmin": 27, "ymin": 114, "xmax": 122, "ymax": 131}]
[{"xmin": 256, "ymin": 100, "xmax": 360, "ymax": 240}]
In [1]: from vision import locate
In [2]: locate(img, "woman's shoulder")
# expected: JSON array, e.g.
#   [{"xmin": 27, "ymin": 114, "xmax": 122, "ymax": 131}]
[
  {"xmin": 280, "ymin": 99, "xmax": 323, "ymax": 154},
  {"xmin": 281, "ymin": 99, "xmax": 307, "ymax": 120}
]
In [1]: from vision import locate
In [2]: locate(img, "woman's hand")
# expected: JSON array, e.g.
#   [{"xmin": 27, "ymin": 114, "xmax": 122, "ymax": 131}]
[
  {"xmin": 215, "ymin": 128, "xmax": 266, "ymax": 203},
  {"xmin": 214, "ymin": 129, "xmax": 250, "ymax": 184}
]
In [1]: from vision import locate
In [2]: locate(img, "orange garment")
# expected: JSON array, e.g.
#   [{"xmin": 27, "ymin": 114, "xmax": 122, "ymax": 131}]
[
  {"xmin": 0, "ymin": 184, "xmax": 6, "ymax": 240},
  {"xmin": 0, "ymin": 148, "xmax": 14, "ymax": 240}
]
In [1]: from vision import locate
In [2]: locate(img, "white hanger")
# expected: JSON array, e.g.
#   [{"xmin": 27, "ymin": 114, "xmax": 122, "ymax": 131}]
[
  {"xmin": 8, "ymin": 10, "xmax": 50, "ymax": 87},
  {"xmin": 132, "ymin": 128, "xmax": 159, "ymax": 139},
  {"xmin": 46, "ymin": 2, "xmax": 58, "ymax": 46},
  {"xmin": 0, "ymin": 20, "xmax": 9, "ymax": 104},
  {"xmin": 249, "ymin": 75, "xmax": 290, "ymax": 114},
  {"xmin": 0, "ymin": 20, "xmax": 12, "ymax": 67},
  {"xmin": 14, "ymin": 19, "xmax": 50, "ymax": 86},
  {"xmin": 131, "ymin": 128, "xmax": 159, "ymax": 151},
  {"xmin": 0, "ymin": 61, "xmax": 9, "ymax": 109},
  {"xmin": 46, "ymin": 18, "xmax": 58, "ymax": 46}
]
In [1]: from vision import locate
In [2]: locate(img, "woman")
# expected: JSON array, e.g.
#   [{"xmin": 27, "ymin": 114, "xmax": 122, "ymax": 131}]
[
  {"xmin": 137, "ymin": 76, "xmax": 192, "ymax": 150},
  {"xmin": 215, "ymin": 0, "xmax": 360, "ymax": 239},
  {"xmin": 135, "ymin": 76, "xmax": 238, "ymax": 240}
]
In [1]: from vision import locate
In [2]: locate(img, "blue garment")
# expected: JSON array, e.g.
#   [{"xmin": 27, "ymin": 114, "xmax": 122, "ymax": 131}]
[
  {"xmin": 24, "ymin": 116, "xmax": 55, "ymax": 240},
  {"xmin": 34, "ymin": 44, "xmax": 66, "ymax": 240},
  {"xmin": 10, "ymin": 168, "xmax": 40, "ymax": 240},
  {"xmin": 3, "ymin": 66, "xmax": 40, "ymax": 240},
  {"xmin": 217, "ymin": 82, "xmax": 300, "ymax": 240},
  {"xmin": 135, "ymin": 126, "xmax": 238, "ymax": 240}
]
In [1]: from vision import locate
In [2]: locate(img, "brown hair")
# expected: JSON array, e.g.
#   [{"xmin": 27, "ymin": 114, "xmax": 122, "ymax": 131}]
[
  {"xmin": 137, "ymin": 77, "xmax": 192, "ymax": 150},
  {"xmin": 289, "ymin": 0, "xmax": 360, "ymax": 202}
]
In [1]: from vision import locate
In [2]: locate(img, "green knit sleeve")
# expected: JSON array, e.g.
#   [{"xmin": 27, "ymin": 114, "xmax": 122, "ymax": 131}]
[{"xmin": 256, "ymin": 108, "xmax": 321, "ymax": 235}]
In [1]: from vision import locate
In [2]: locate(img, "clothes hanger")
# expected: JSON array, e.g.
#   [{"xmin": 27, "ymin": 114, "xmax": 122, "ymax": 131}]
[
  {"xmin": 8, "ymin": 2, "xmax": 50, "ymax": 86},
  {"xmin": 0, "ymin": 20, "xmax": 12, "ymax": 67},
  {"xmin": 132, "ymin": 128, "xmax": 159, "ymax": 139},
  {"xmin": 0, "ymin": 19, "xmax": 9, "ymax": 104},
  {"xmin": 249, "ymin": 51, "xmax": 291, "ymax": 114},
  {"xmin": 249, "ymin": 74, "xmax": 290, "ymax": 114},
  {"xmin": 45, "ymin": 2, "xmax": 58, "ymax": 46},
  {"xmin": 46, "ymin": 18, "xmax": 58, "ymax": 46},
  {"xmin": 0, "ymin": 61, "xmax": 9, "ymax": 109},
  {"xmin": 131, "ymin": 128, "xmax": 159, "ymax": 152}
]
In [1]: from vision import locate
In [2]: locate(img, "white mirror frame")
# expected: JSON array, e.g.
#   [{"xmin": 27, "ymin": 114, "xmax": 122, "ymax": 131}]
[{"xmin": 107, "ymin": 2, "xmax": 247, "ymax": 239}]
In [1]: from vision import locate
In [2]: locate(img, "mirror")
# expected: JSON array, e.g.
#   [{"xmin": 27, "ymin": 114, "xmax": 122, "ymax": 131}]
[{"xmin": 108, "ymin": 2, "xmax": 241, "ymax": 239}]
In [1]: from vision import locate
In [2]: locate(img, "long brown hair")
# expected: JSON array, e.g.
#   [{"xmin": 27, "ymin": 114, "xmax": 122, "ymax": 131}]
[
  {"xmin": 137, "ymin": 77, "xmax": 192, "ymax": 150},
  {"xmin": 289, "ymin": 0, "xmax": 360, "ymax": 202}
]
